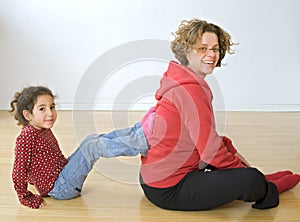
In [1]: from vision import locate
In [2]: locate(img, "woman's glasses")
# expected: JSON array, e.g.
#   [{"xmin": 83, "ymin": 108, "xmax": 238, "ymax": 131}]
[{"xmin": 194, "ymin": 47, "xmax": 224, "ymax": 55}]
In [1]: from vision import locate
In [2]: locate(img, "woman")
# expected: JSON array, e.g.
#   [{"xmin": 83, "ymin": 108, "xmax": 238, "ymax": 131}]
[{"xmin": 139, "ymin": 19, "xmax": 300, "ymax": 210}]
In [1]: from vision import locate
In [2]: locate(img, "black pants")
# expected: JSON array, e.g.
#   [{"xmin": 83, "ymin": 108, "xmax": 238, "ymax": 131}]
[{"xmin": 140, "ymin": 167, "xmax": 279, "ymax": 211}]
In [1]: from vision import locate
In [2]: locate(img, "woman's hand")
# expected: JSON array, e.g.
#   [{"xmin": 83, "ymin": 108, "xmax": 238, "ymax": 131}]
[{"xmin": 235, "ymin": 152, "xmax": 251, "ymax": 167}]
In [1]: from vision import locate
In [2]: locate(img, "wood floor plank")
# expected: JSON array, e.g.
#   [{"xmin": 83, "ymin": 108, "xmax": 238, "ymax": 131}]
[{"xmin": 1, "ymin": 110, "xmax": 299, "ymax": 221}]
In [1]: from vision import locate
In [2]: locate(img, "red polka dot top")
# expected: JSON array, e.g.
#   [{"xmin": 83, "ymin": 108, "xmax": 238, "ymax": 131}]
[{"xmin": 12, "ymin": 125, "xmax": 68, "ymax": 208}]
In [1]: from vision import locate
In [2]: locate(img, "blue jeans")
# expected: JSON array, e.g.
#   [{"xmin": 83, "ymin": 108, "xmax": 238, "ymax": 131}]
[{"xmin": 49, "ymin": 122, "xmax": 148, "ymax": 200}]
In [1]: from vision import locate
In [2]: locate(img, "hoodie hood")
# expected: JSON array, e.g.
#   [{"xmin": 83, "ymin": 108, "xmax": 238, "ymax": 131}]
[{"xmin": 155, "ymin": 61, "xmax": 212, "ymax": 101}]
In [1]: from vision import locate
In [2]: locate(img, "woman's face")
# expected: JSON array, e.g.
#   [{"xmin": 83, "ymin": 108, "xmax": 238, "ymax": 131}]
[{"xmin": 186, "ymin": 32, "xmax": 220, "ymax": 78}]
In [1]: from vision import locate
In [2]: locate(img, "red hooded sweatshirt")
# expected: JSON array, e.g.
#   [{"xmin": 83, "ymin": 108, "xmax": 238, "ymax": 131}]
[{"xmin": 140, "ymin": 61, "xmax": 244, "ymax": 188}]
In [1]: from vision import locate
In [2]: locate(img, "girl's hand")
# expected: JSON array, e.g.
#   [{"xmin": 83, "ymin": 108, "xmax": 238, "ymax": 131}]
[{"xmin": 39, "ymin": 199, "xmax": 47, "ymax": 208}]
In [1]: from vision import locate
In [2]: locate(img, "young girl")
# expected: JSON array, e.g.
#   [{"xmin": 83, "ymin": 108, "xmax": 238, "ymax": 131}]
[{"xmin": 10, "ymin": 86, "xmax": 149, "ymax": 209}]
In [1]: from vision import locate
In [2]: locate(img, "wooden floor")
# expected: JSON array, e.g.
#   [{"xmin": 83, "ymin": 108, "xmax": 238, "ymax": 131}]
[{"xmin": 1, "ymin": 110, "xmax": 300, "ymax": 221}]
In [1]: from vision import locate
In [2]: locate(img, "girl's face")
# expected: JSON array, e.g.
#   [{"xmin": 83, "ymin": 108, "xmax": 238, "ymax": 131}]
[
  {"xmin": 186, "ymin": 32, "xmax": 220, "ymax": 78},
  {"xmin": 23, "ymin": 94, "xmax": 57, "ymax": 130}
]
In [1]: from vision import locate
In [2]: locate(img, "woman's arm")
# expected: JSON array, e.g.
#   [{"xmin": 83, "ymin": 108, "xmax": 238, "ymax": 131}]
[{"xmin": 175, "ymin": 83, "xmax": 245, "ymax": 169}]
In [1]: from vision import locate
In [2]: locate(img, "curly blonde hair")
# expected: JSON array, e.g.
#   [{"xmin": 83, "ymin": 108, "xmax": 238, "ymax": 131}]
[{"xmin": 171, "ymin": 19, "xmax": 235, "ymax": 67}]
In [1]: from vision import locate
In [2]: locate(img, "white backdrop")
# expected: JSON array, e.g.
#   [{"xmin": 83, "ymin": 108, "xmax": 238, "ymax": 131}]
[{"xmin": 1, "ymin": 0, "xmax": 299, "ymax": 111}]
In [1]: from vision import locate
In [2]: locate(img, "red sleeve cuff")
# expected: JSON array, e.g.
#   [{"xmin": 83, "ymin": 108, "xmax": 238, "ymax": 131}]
[{"xmin": 222, "ymin": 136, "xmax": 237, "ymax": 154}]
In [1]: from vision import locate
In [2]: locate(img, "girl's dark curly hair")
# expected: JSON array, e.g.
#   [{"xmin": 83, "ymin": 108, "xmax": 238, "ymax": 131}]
[
  {"xmin": 170, "ymin": 19, "xmax": 236, "ymax": 67},
  {"xmin": 9, "ymin": 86, "xmax": 55, "ymax": 126}
]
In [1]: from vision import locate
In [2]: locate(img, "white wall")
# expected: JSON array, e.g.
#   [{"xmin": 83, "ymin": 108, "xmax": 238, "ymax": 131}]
[{"xmin": 1, "ymin": 0, "xmax": 299, "ymax": 111}]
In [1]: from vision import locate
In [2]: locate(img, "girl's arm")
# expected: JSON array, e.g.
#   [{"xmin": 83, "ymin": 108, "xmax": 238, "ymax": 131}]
[{"xmin": 12, "ymin": 133, "xmax": 45, "ymax": 209}]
